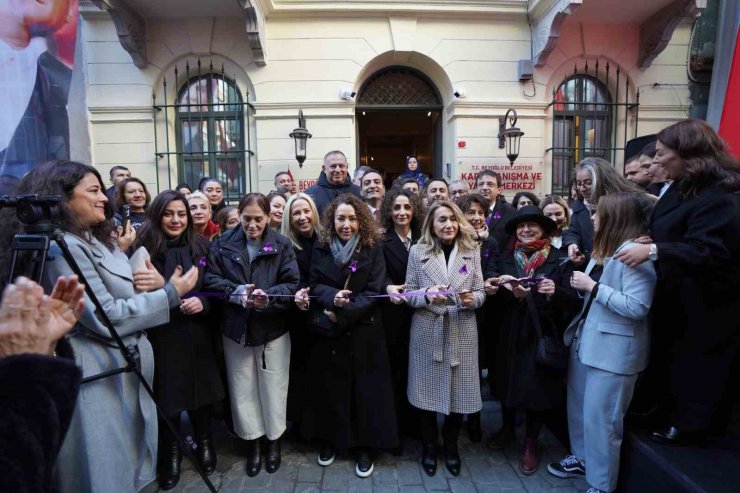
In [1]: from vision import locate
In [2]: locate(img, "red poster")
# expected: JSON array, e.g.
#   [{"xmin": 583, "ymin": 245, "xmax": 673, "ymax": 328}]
[{"xmin": 0, "ymin": 0, "xmax": 79, "ymax": 193}]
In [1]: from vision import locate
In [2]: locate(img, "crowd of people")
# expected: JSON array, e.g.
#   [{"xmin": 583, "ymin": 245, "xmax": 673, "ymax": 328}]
[{"xmin": 0, "ymin": 118, "xmax": 738, "ymax": 493}]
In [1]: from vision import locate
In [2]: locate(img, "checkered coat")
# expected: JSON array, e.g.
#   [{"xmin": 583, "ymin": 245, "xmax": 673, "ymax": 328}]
[{"xmin": 404, "ymin": 242, "xmax": 485, "ymax": 415}]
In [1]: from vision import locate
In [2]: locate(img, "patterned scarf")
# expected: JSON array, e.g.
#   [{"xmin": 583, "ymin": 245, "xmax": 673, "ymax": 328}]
[{"xmin": 514, "ymin": 238, "xmax": 551, "ymax": 277}]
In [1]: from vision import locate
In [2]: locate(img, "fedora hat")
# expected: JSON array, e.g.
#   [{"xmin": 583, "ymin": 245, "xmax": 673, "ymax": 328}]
[{"xmin": 505, "ymin": 204, "xmax": 556, "ymax": 235}]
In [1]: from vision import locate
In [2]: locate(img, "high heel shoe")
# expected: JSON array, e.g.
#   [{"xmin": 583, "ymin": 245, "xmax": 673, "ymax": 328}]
[
  {"xmin": 421, "ymin": 443, "xmax": 437, "ymax": 477},
  {"xmin": 443, "ymin": 440, "xmax": 461, "ymax": 477}
]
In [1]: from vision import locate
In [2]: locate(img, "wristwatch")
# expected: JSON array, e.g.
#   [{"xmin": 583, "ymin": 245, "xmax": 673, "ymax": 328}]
[{"xmin": 648, "ymin": 243, "xmax": 658, "ymax": 262}]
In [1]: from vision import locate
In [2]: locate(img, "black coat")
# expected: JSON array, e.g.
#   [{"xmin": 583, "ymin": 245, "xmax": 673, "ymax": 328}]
[
  {"xmin": 487, "ymin": 200, "xmax": 517, "ymax": 251},
  {"xmin": 305, "ymin": 172, "xmax": 362, "ymax": 215},
  {"xmin": 148, "ymin": 238, "xmax": 225, "ymax": 416},
  {"xmin": 286, "ymin": 233, "xmax": 317, "ymax": 422},
  {"xmin": 301, "ymin": 241, "xmax": 399, "ymax": 452},
  {"xmin": 491, "ymin": 248, "xmax": 577, "ymax": 410},
  {"xmin": 0, "ymin": 353, "xmax": 80, "ymax": 493},
  {"xmin": 381, "ymin": 231, "xmax": 418, "ymax": 435},
  {"xmin": 649, "ymin": 183, "xmax": 740, "ymax": 430},
  {"xmin": 563, "ymin": 200, "xmax": 594, "ymax": 257},
  {"xmin": 204, "ymin": 227, "xmax": 299, "ymax": 346}
]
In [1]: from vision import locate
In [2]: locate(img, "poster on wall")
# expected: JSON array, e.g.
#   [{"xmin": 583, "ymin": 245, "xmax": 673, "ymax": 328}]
[
  {"xmin": 0, "ymin": 0, "xmax": 79, "ymax": 194},
  {"xmin": 457, "ymin": 159, "xmax": 545, "ymax": 197}
]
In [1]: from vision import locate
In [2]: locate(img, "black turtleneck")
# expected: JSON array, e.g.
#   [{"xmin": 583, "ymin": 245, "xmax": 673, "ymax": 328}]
[{"xmin": 442, "ymin": 242, "xmax": 454, "ymax": 264}]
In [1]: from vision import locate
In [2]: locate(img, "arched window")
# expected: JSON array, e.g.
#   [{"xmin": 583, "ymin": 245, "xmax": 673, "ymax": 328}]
[
  {"xmin": 176, "ymin": 74, "xmax": 245, "ymax": 198},
  {"xmin": 551, "ymin": 74, "xmax": 614, "ymax": 196}
]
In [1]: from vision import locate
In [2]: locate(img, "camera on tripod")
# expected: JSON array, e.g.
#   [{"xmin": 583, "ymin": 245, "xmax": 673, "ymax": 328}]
[{"xmin": 0, "ymin": 194, "xmax": 62, "ymax": 229}]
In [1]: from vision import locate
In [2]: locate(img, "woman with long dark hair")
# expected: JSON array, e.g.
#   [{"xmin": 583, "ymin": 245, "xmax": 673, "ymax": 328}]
[
  {"xmin": 616, "ymin": 119, "xmax": 740, "ymax": 445},
  {"xmin": 303, "ymin": 193, "xmax": 398, "ymax": 478},
  {"xmin": 0, "ymin": 161, "xmax": 198, "ymax": 493},
  {"xmin": 379, "ymin": 187, "xmax": 424, "ymax": 442},
  {"xmin": 404, "ymin": 200, "xmax": 485, "ymax": 477},
  {"xmin": 134, "ymin": 191, "xmax": 225, "ymax": 489},
  {"xmin": 114, "ymin": 176, "xmax": 152, "ymax": 230},
  {"xmin": 204, "ymin": 193, "xmax": 299, "ymax": 477},
  {"xmin": 548, "ymin": 192, "xmax": 656, "ymax": 493}
]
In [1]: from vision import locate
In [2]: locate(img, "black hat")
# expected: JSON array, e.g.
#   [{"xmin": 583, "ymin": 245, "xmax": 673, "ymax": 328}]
[{"xmin": 505, "ymin": 204, "xmax": 557, "ymax": 235}]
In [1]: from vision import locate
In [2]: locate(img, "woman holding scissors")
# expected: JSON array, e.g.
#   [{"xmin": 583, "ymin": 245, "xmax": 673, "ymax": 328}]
[{"xmin": 488, "ymin": 205, "xmax": 577, "ymax": 475}]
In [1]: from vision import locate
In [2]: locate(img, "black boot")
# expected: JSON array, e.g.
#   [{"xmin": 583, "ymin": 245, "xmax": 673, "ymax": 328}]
[
  {"xmin": 190, "ymin": 407, "xmax": 217, "ymax": 475},
  {"xmin": 421, "ymin": 443, "xmax": 437, "ymax": 477},
  {"xmin": 467, "ymin": 412, "xmax": 482, "ymax": 443},
  {"xmin": 245, "ymin": 438, "xmax": 262, "ymax": 477},
  {"xmin": 443, "ymin": 440, "xmax": 461, "ymax": 477},
  {"xmin": 264, "ymin": 436, "xmax": 281, "ymax": 473},
  {"xmin": 158, "ymin": 441, "xmax": 182, "ymax": 490}
]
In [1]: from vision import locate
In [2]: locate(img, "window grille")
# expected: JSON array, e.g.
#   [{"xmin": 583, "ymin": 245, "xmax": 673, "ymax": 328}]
[
  {"xmin": 152, "ymin": 60, "xmax": 254, "ymax": 201},
  {"xmin": 548, "ymin": 60, "xmax": 640, "ymax": 197}
]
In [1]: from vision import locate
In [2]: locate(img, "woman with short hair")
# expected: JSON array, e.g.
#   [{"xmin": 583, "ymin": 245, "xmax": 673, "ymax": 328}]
[
  {"xmin": 198, "ymin": 177, "xmax": 226, "ymax": 221},
  {"xmin": 404, "ymin": 200, "xmax": 485, "ymax": 477},
  {"xmin": 204, "ymin": 193, "xmax": 299, "ymax": 477},
  {"xmin": 188, "ymin": 191, "xmax": 219, "ymax": 238}
]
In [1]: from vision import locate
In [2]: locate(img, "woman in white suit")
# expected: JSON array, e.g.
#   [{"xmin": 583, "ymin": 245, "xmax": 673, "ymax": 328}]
[
  {"xmin": 548, "ymin": 192, "xmax": 657, "ymax": 493},
  {"xmin": 404, "ymin": 200, "xmax": 485, "ymax": 478}
]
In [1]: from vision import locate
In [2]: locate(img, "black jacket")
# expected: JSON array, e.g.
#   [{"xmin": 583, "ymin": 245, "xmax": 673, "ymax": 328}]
[
  {"xmin": 204, "ymin": 227, "xmax": 299, "ymax": 346},
  {"xmin": 563, "ymin": 200, "xmax": 594, "ymax": 257},
  {"xmin": 0, "ymin": 353, "xmax": 80, "ymax": 493},
  {"xmin": 648, "ymin": 183, "xmax": 740, "ymax": 430},
  {"xmin": 305, "ymin": 172, "xmax": 362, "ymax": 214},
  {"xmin": 487, "ymin": 200, "xmax": 517, "ymax": 251},
  {"xmin": 302, "ymin": 241, "xmax": 398, "ymax": 452},
  {"xmin": 491, "ymin": 248, "xmax": 578, "ymax": 410}
]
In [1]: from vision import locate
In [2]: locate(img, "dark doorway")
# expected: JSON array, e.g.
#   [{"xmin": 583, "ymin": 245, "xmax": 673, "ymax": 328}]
[{"xmin": 356, "ymin": 66, "xmax": 443, "ymax": 187}]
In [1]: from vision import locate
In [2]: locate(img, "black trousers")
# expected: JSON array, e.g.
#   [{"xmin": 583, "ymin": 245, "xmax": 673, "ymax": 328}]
[{"xmin": 419, "ymin": 411, "xmax": 463, "ymax": 445}]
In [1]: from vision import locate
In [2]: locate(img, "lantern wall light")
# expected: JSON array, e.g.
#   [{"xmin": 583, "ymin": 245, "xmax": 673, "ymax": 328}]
[
  {"xmin": 289, "ymin": 109, "xmax": 312, "ymax": 168},
  {"xmin": 497, "ymin": 108, "xmax": 525, "ymax": 166}
]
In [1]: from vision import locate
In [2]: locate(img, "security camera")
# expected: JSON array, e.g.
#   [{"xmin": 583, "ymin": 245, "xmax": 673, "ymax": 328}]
[
  {"xmin": 340, "ymin": 88, "xmax": 356, "ymax": 100},
  {"xmin": 453, "ymin": 87, "xmax": 466, "ymax": 98}
]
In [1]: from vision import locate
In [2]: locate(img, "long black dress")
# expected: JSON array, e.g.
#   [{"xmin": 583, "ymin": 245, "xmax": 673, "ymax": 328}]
[
  {"xmin": 148, "ymin": 236, "xmax": 224, "ymax": 416},
  {"xmin": 301, "ymin": 241, "xmax": 399, "ymax": 452}
]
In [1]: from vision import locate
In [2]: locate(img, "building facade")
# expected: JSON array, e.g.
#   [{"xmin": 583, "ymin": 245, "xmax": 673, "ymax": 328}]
[{"xmin": 74, "ymin": 0, "xmax": 705, "ymax": 198}]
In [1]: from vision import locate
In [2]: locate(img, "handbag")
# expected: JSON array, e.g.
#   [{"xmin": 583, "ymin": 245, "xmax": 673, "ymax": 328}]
[{"xmin": 526, "ymin": 294, "xmax": 569, "ymax": 369}]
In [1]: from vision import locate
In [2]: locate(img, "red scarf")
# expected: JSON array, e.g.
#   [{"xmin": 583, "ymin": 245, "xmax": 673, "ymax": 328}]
[{"xmin": 514, "ymin": 238, "xmax": 551, "ymax": 276}]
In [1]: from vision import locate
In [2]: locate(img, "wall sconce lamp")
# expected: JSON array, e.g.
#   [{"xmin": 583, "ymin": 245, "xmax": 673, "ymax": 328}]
[{"xmin": 498, "ymin": 108, "xmax": 524, "ymax": 166}]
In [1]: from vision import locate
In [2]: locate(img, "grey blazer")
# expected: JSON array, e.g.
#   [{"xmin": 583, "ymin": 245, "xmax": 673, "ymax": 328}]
[{"xmin": 563, "ymin": 241, "xmax": 657, "ymax": 376}]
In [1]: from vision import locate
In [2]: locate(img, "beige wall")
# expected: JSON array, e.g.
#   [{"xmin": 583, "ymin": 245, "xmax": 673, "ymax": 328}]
[{"xmin": 79, "ymin": 9, "xmax": 692, "ymax": 199}]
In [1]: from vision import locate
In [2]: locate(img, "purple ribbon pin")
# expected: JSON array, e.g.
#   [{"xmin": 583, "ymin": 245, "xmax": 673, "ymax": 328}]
[
  {"xmin": 459, "ymin": 264, "xmax": 468, "ymax": 275},
  {"xmin": 493, "ymin": 211, "xmax": 501, "ymax": 221},
  {"xmin": 349, "ymin": 260, "xmax": 358, "ymax": 273},
  {"xmin": 263, "ymin": 242, "xmax": 274, "ymax": 253},
  {"xmin": 198, "ymin": 256, "xmax": 207, "ymax": 267}
]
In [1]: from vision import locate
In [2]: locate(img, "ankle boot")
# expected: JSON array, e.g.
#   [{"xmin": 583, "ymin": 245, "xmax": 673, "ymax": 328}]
[
  {"xmin": 158, "ymin": 442, "xmax": 182, "ymax": 490},
  {"xmin": 467, "ymin": 412, "xmax": 482, "ymax": 443},
  {"xmin": 519, "ymin": 438, "xmax": 539, "ymax": 475},
  {"xmin": 264, "ymin": 437, "xmax": 281, "ymax": 474},
  {"xmin": 443, "ymin": 440, "xmax": 461, "ymax": 477},
  {"xmin": 196, "ymin": 437, "xmax": 217, "ymax": 476},
  {"xmin": 245, "ymin": 438, "xmax": 262, "ymax": 477},
  {"xmin": 421, "ymin": 443, "xmax": 437, "ymax": 477}
]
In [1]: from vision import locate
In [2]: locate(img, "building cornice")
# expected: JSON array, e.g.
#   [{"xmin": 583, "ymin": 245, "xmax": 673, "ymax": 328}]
[{"xmin": 255, "ymin": 0, "xmax": 528, "ymax": 18}]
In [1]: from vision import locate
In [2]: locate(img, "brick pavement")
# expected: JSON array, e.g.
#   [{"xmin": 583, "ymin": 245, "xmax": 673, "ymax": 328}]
[{"xmin": 143, "ymin": 399, "xmax": 589, "ymax": 493}]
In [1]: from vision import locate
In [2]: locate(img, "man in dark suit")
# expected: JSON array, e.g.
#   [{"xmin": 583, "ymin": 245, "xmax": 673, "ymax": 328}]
[
  {"xmin": 305, "ymin": 150, "xmax": 361, "ymax": 214},
  {"xmin": 477, "ymin": 170, "xmax": 516, "ymax": 251}
]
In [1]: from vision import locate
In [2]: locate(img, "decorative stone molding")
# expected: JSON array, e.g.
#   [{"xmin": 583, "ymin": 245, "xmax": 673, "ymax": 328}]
[
  {"xmin": 637, "ymin": 0, "xmax": 705, "ymax": 69},
  {"xmin": 529, "ymin": 0, "xmax": 583, "ymax": 68},
  {"xmin": 91, "ymin": 0, "xmax": 147, "ymax": 68},
  {"xmin": 239, "ymin": 0, "xmax": 267, "ymax": 66}
]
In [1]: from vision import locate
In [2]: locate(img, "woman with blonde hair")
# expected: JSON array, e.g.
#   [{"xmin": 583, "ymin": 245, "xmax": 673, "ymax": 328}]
[
  {"xmin": 404, "ymin": 200, "xmax": 485, "ymax": 477},
  {"xmin": 187, "ymin": 191, "xmax": 219, "ymax": 238},
  {"xmin": 540, "ymin": 195, "xmax": 570, "ymax": 255},
  {"xmin": 281, "ymin": 193, "xmax": 321, "ymax": 427}
]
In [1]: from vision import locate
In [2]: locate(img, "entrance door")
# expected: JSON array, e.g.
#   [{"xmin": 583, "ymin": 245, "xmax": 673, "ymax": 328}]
[{"xmin": 356, "ymin": 66, "xmax": 443, "ymax": 186}]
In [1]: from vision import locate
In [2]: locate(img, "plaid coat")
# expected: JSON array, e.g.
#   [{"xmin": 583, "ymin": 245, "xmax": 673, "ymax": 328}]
[{"xmin": 404, "ymin": 242, "xmax": 485, "ymax": 414}]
